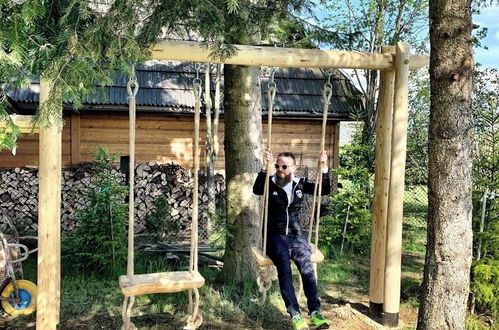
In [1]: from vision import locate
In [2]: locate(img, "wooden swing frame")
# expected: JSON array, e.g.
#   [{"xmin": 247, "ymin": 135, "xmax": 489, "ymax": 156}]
[{"xmin": 1, "ymin": 40, "xmax": 427, "ymax": 329}]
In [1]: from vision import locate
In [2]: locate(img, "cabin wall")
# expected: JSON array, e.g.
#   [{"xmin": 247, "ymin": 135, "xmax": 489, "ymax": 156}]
[{"xmin": 0, "ymin": 112, "xmax": 340, "ymax": 174}]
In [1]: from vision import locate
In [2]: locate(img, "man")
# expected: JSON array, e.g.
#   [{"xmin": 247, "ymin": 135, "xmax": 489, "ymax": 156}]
[{"xmin": 253, "ymin": 149, "xmax": 331, "ymax": 330}]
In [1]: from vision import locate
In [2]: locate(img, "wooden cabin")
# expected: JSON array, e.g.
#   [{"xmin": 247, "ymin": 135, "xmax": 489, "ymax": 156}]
[{"xmin": 1, "ymin": 61, "xmax": 364, "ymax": 171}]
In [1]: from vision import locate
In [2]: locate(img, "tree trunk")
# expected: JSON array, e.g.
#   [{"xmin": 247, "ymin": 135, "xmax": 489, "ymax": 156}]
[
  {"xmin": 220, "ymin": 62, "xmax": 263, "ymax": 283},
  {"xmin": 417, "ymin": 0, "xmax": 473, "ymax": 328}
]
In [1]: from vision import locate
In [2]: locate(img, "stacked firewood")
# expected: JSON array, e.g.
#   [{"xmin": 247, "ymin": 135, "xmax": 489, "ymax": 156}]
[{"xmin": 0, "ymin": 163, "xmax": 225, "ymax": 238}]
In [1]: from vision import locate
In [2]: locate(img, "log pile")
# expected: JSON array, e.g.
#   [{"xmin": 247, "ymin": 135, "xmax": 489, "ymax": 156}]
[{"xmin": 0, "ymin": 163, "xmax": 225, "ymax": 240}]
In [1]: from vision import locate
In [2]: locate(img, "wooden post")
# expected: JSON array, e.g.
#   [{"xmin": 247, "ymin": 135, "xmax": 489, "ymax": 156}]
[
  {"xmin": 37, "ymin": 79, "xmax": 62, "ymax": 329},
  {"xmin": 369, "ymin": 46, "xmax": 395, "ymax": 318},
  {"xmin": 70, "ymin": 112, "xmax": 80, "ymax": 165},
  {"xmin": 383, "ymin": 42, "xmax": 410, "ymax": 328}
]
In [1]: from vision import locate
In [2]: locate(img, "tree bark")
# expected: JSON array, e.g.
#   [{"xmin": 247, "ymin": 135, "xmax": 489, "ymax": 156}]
[
  {"xmin": 417, "ymin": 0, "xmax": 473, "ymax": 328},
  {"xmin": 220, "ymin": 61, "xmax": 263, "ymax": 283}
]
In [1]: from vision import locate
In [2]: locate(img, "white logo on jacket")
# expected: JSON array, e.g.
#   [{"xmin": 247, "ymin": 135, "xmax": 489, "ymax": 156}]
[
  {"xmin": 273, "ymin": 191, "xmax": 278, "ymax": 196},
  {"xmin": 295, "ymin": 190, "xmax": 303, "ymax": 198}
]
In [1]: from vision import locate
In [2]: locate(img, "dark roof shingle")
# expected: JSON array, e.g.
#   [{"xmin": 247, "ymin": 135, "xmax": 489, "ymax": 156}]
[{"xmin": 6, "ymin": 60, "xmax": 364, "ymax": 119}]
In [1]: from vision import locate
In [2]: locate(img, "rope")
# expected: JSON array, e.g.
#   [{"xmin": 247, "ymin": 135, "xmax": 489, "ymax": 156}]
[
  {"xmin": 307, "ymin": 71, "xmax": 333, "ymax": 247},
  {"xmin": 255, "ymin": 68, "xmax": 277, "ymax": 303},
  {"xmin": 184, "ymin": 288, "xmax": 203, "ymax": 329},
  {"xmin": 121, "ymin": 70, "xmax": 139, "ymax": 330},
  {"xmin": 191, "ymin": 64, "xmax": 202, "ymax": 274},
  {"xmin": 260, "ymin": 67, "xmax": 276, "ymax": 256},
  {"xmin": 126, "ymin": 70, "xmax": 139, "ymax": 277},
  {"xmin": 121, "ymin": 296, "xmax": 137, "ymax": 330},
  {"xmin": 183, "ymin": 64, "xmax": 203, "ymax": 329},
  {"xmin": 256, "ymin": 265, "xmax": 277, "ymax": 304}
]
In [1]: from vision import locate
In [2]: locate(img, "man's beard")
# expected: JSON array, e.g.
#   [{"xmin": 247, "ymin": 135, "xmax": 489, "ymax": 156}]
[{"xmin": 275, "ymin": 173, "xmax": 292, "ymax": 187}]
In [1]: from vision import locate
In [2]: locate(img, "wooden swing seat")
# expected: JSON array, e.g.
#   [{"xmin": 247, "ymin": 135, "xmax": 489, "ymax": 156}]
[
  {"xmin": 251, "ymin": 245, "xmax": 324, "ymax": 267},
  {"xmin": 119, "ymin": 270, "xmax": 205, "ymax": 296}
]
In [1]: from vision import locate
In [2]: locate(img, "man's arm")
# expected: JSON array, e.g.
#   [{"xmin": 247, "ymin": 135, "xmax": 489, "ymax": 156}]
[
  {"xmin": 303, "ymin": 171, "xmax": 330, "ymax": 195},
  {"xmin": 303, "ymin": 150, "xmax": 330, "ymax": 195},
  {"xmin": 253, "ymin": 149, "xmax": 273, "ymax": 195},
  {"xmin": 253, "ymin": 170, "xmax": 267, "ymax": 195}
]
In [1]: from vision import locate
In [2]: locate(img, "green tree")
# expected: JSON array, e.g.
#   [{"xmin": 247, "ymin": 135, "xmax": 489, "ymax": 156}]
[
  {"xmin": 406, "ymin": 69, "xmax": 430, "ymax": 186},
  {"xmin": 417, "ymin": 0, "xmax": 474, "ymax": 327},
  {"xmin": 470, "ymin": 68, "xmax": 499, "ymax": 316},
  {"xmin": 63, "ymin": 147, "xmax": 128, "ymax": 275},
  {"xmin": 320, "ymin": 0, "xmax": 429, "ymax": 159},
  {"xmin": 321, "ymin": 137, "xmax": 373, "ymax": 256},
  {"xmin": 0, "ymin": 0, "xmax": 315, "ymax": 283}
]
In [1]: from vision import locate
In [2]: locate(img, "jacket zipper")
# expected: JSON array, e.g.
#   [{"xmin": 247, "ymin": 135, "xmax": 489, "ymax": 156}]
[{"xmin": 285, "ymin": 180, "xmax": 299, "ymax": 235}]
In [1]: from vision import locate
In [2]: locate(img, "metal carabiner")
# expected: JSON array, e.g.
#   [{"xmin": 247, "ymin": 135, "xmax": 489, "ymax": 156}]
[
  {"xmin": 127, "ymin": 69, "xmax": 139, "ymax": 98},
  {"xmin": 193, "ymin": 63, "xmax": 203, "ymax": 99},
  {"xmin": 268, "ymin": 67, "xmax": 277, "ymax": 90}
]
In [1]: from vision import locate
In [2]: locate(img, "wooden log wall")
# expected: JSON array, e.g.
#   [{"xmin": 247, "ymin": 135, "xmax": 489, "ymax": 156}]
[{"xmin": 0, "ymin": 112, "xmax": 339, "ymax": 172}]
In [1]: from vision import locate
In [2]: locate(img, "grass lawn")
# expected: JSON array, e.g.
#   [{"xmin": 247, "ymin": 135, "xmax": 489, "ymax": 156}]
[
  {"xmin": 0, "ymin": 248, "xmax": 425, "ymax": 329},
  {"xmin": 6, "ymin": 186, "xmax": 493, "ymax": 329}
]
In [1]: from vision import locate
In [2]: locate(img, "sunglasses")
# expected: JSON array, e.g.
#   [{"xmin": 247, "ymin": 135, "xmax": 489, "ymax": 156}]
[{"xmin": 274, "ymin": 164, "xmax": 292, "ymax": 170}]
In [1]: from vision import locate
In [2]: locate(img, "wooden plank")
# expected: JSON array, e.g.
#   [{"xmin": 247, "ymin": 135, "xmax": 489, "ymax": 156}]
[
  {"xmin": 0, "ymin": 115, "xmax": 38, "ymax": 133},
  {"xmin": 251, "ymin": 246, "xmax": 324, "ymax": 267},
  {"xmin": 0, "ymin": 141, "xmax": 70, "ymax": 154},
  {"xmin": 151, "ymin": 40, "xmax": 428, "ymax": 71},
  {"xmin": 119, "ymin": 271, "xmax": 205, "ymax": 296},
  {"xmin": 36, "ymin": 79, "xmax": 62, "ymax": 329},
  {"xmin": 70, "ymin": 113, "xmax": 81, "ymax": 165}
]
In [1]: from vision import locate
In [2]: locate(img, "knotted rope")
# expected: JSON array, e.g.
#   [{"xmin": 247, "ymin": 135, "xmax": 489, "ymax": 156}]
[
  {"xmin": 121, "ymin": 70, "xmax": 139, "ymax": 330},
  {"xmin": 255, "ymin": 68, "xmax": 277, "ymax": 301},
  {"xmin": 307, "ymin": 71, "xmax": 333, "ymax": 251},
  {"xmin": 182, "ymin": 64, "xmax": 203, "ymax": 329}
]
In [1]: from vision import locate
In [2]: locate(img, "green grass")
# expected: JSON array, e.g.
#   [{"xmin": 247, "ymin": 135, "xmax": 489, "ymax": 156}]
[{"xmin": 1, "ymin": 186, "xmax": 432, "ymax": 329}]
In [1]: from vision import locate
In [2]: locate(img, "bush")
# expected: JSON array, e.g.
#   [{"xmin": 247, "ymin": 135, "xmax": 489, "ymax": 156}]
[
  {"xmin": 471, "ymin": 259, "xmax": 499, "ymax": 314},
  {"xmin": 63, "ymin": 147, "xmax": 128, "ymax": 276},
  {"xmin": 320, "ymin": 143, "xmax": 373, "ymax": 257}
]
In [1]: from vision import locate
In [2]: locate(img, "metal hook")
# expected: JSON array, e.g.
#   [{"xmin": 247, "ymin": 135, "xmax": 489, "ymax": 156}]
[
  {"xmin": 193, "ymin": 63, "xmax": 203, "ymax": 100},
  {"xmin": 268, "ymin": 67, "xmax": 277, "ymax": 90},
  {"xmin": 127, "ymin": 69, "xmax": 139, "ymax": 98},
  {"xmin": 195, "ymin": 63, "xmax": 202, "ymax": 80}
]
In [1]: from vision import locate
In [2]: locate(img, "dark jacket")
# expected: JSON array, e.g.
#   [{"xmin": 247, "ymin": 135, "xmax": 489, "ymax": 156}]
[{"xmin": 253, "ymin": 171, "xmax": 331, "ymax": 235}]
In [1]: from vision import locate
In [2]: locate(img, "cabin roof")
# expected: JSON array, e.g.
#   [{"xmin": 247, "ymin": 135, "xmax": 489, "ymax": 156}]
[{"xmin": 6, "ymin": 61, "xmax": 364, "ymax": 120}]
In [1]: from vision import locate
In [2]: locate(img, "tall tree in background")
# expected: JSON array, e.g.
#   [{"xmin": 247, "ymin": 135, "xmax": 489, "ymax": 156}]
[
  {"xmin": 321, "ymin": 0, "xmax": 428, "ymax": 149},
  {"xmin": 220, "ymin": 0, "xmax": 314, "ymax": 282},
  {"xmin": 469, "ymin": 68, "xmax": 499, "ymax": 316},
  {"xmin": 417, "ymin": 0, "xmax": 474, "ymax": 327}
]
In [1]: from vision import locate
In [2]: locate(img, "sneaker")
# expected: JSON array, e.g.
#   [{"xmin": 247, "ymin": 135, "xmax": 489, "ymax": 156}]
[
  {"xmin": 309, "ymin": 311, "xmax": 330, "ymax": 329},
  {"xmin": 292, "ymin": 314, "xmax": 309, "ymax": 330}
]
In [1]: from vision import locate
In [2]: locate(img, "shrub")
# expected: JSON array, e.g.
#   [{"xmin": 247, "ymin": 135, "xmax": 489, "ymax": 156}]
[
  {"xmin": 471, "ymin": 259, "xmax": 499, "ymax": 314},
  {"xmin": 320, "ymin": 142, "xmax": 373, "ymax": 257},
  {"xmin": 63, "ymin": 147, "xmax": 128, "ymax": 276}
]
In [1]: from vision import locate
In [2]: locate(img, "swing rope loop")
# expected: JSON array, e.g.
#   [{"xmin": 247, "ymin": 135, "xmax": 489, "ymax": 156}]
[{"xmin": 268, "ymin": 67, "xmax": 277, "ymax": 90}]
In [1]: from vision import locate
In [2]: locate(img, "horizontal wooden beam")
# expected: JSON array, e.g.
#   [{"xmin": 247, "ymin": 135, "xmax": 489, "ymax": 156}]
[
  {"xmin": 0, "ymin": 115, "xmax": 39, "ymax": 133},
  {"xmin": 151, "ymin": 40, "xmax": 428, "ymax": 71}
]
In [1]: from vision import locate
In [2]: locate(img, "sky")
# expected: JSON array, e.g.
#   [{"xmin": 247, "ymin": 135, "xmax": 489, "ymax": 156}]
[
  {"xmin": 310, "ymin": 2, "xmax": 498, "ymax": 69},
  {"xmin": 473, "ymin": 6, "xmax": 499, "ymax": 69}
]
